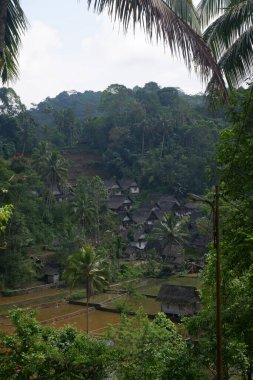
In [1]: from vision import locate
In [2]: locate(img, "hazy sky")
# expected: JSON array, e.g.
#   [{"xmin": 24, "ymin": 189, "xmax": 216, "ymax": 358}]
[{"xmin": 12, "ymin": 0, "xmax": 204, "ymax": 107}]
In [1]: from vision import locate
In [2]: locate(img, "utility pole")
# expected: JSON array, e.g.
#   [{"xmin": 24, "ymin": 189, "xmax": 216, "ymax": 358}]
[
  {"xmin": 189, "ymin": 186, "xmax": 222, "ymax": 380},
  {"xmin": 214, "ymin": 185, "xmax": 223, "ymax": 380}
]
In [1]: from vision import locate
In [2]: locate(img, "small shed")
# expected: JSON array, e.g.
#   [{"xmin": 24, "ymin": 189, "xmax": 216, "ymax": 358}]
[
  {"xmin": 157, "ymin": 284, "xmax": 200, "ymax": 316},
  {"xmin": 45, "ymin": 264, "xmax": 60, "ymax": 284}
]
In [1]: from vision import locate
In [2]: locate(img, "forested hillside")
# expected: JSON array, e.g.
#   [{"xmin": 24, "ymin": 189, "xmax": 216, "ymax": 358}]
[
  {"xmin": 0, "ymin": 82, "xmax": 225, "ymax": 289},
  {"xmin": 28, "ymin": 82, "xmax": 226, "ymax": 194}
]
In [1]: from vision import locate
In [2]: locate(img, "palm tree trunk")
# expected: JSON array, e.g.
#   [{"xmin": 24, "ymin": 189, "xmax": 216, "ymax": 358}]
[
  {"xmin": 86, "ymin": 283, "xmax": 89, "ymax": 334},
  {"xmin": 160, "ymin": 131, "xmax": 166, "ymax": 159},
  {"xmin": 0, "ymin": 0, "xmax": 8, "ymax": 60},
  {"xmin": 141, "ymin": 127, "xmax": 145, "ymax": 155}
]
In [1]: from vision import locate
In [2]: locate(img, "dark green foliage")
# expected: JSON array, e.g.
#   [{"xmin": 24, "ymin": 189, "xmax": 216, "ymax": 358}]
[
  {"xmin": 23, "ymin": 83, "xmax": 227, "ymax": 194},
  {"xmin": 185, "ymin": 89, "xmax": 253, "ymax": 379},
  {"xmin": 107, "ymin": 310, "xmax": 201, "ymax": 379},
  {"xmin": 0, "ymin": 83, "xmax": 226, "ymax": 289},
  {"xmin": 0, "ymin": 309, "xmax": 117, "ymax": 379},
  {"xmin": 0, "ymin": 309, "xmax": 201, "ymax": 379}
]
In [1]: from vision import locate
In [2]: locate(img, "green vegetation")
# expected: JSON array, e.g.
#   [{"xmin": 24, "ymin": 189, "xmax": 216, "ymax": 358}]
[
  {"xmin": 0, "ymin": 309, "xmax": 202, "ymax": 379},
  {"xmin": 1, "ymin": 1, "xmax": 253, "ymax": 379},
  {"xmin": 64, "ymin": 245, "xmax": 109, "ymax": 333},
  {"xmin": 0, "ymin": 83, "xmax": 223, "ymax": 289},
  {"xmin": 185, "ymin": 89, "xmax": 253, "ymax": 379}
]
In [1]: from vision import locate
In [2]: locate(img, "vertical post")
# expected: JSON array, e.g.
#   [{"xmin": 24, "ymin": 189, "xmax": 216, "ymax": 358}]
[{"xmin": 214, "ymin": 185, "xmax": 223, "ymax": 380}]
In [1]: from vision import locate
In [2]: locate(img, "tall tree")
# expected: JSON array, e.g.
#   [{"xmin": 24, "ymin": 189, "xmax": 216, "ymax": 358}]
[
  {"xmin": 71, "ymin": 191, "xmax": 96, "ymax": 240},
  {"xmin": 186, "ymin": 89, "xmax": 253, "ymax": 380},
  {"xmin": 153, "ymin": 213, "xmax": 189, "ymax": 261},
  {"xmin": 64, "ymin": 245, "xmax": 108, "ymax": 333},
  {"xmin": 32, "ymin": 142, "xmax": 68, "ymax": 208}
]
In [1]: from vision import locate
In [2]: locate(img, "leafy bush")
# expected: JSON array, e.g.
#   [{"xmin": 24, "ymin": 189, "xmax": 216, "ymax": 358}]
[
  {"xmin": 114, "ymin": 298, "xmax": 133, "ymax": 314},
  {"xmin": 67, "ymin": 290, "xmax": 86, "ymax": 301}
]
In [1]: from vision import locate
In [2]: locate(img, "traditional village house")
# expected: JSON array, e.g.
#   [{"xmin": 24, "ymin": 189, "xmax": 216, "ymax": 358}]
[
  {"xmin": 131, "ymin": 208, "xmax": 162, "ymax": 228},
  {"xmin": 51, "ymin": 185, "xmax": 65, "ymax": 202},
  {"xmin": 108, "ymin": 195, "xmax": 132, "ymax": 212},
  {"xmin": 156, "ymin": 195, "xmax": 182, "ymax": 216},
  {"xmin": 125, "ymin": 229, "xmax": 147, "ymax": 259},
  {"xmin": 186, "ymin": 259, "xmax": 203, "ymax": 274},
  {"xmin": 157, "ymin": 284, "xmax": 200, "ymax": 317},
  {"xmin": 121, "ymin": 212, "xmax": 134, "ymax": 228},
  {"xmin": 162, "ymin": 244, "xmax": 184, "ymax": 270},
  {"xmin": 104, "ymin": 179, "xmax": 122, "ymax": 196},
  {"xmin": 51, "ymin": 183, "xmax": 73, "ymax": 202},
  {"xmin": 118, "ymin": 178, "xmax": 140, "ymax": 194},
  {"xmin": 131, "ymin": 209, "xmax": 153, "ymax": 226},
  {"xmin": 133, "ymin": 229, "xmax": 147, "ymax": 250}
]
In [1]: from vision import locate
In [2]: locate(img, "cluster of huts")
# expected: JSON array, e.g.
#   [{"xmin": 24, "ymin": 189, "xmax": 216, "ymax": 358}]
[{"xmin": 105, "ymin": 178, "xmax": 207, "ymax": 273}]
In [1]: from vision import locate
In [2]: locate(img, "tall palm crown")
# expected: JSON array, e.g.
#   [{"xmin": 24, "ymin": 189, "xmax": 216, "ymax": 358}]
[
  {"xmin": 0, "ymin": 0, "xmax": 226, "ymax": 97},
  {"xmin": 64, "ymin": 245, "xmax": 108, "ymax": 332},
  {"xmin": 0, "ymin": 0, "xmax": 27, "ymax": 83},
  {"xmin": 71, "ymin": 192, "xmax": 97, "ymax": 237},
  {"xmin": 32, "ymin": 142, "xmax": 68, "ymax": 190},
  {"xmin": 198, "ymin": 0, "xmax": 253, "ymax": 89},
  {"xmin": 154, "ymin": 212, "xmax": 189, "ymax": 247}
]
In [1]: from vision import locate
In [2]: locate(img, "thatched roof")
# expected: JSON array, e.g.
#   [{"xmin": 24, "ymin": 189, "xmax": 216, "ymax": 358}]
[
  {"xmin": 118, "ymin": 178, "xmax": 138, "ymax": 191},
  {"xmin": 122, "ymin": 213, "xmax": 132, "ymax": 222},
  {"xmin": 162, "ymin": 244, "xmax": 182, "ymax": 258},
  {"xmin": 159, "ymin": 195, "xmax": 180, "ymax": 204},
  {"xmin": 157, "ymin": 200, "xmax": 181, "ymax": 213},
  {"xmin": 157, "ymin": 284, "xmax": 199, "ymax": 304},
  {"xmin": 131, "ymin": 209, "xmax": 152, "ymax": 224},
  {"xmin": 104, "ymin": 179, "xmax": 121, "ymax": 190},
  {"xmin": 108, "ymin": 195, "xmax": 132, "ymax": 210},
  {"xmin": 152, "ymin": 209, "xmax": 165, "ymax": 221}
]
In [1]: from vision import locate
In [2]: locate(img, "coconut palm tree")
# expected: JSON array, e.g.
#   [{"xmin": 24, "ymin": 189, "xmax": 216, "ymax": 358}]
[
  {"xmin": 71, "ymin": 192, "xmax": 97, "ymax": 240},
  {"xmin": 64, "ymin": 245, "xmax": 108, "ymax": 333},
  {"xmin": 32, "ymin": 142, "xmax": 68, "ymax": 208},
  {"xmin": 0, "ymin": 0, "xmax": 226, "ymax": 97},
  {"xmin": 0, "ymin": 0, "xmax": 27, "ymax": 83},
  {"xmin": 198, "ymin": 0, "xmax": 253, "ymax": 91},
  {"xmin": 154, "ymin": 212, "xmax": 189, "ymax": 261}
]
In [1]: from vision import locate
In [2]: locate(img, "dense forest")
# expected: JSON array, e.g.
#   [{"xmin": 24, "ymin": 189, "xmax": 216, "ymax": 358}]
[
  {"xmin": 1, "ymin": 83, "xmax": 253, "ymax": 378},
  {"xmin": 0, "ymin": 82, "xmax": 226, "ymax": 287},
  {"xmin": 1, "ymin": 0, "xmax": 253, "ymax": 378}
]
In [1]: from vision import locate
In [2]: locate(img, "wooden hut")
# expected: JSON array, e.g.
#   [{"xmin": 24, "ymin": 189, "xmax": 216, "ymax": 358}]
[{"xmin": 157, "ymin": 284, "xmax": 200, "ymax": 316}]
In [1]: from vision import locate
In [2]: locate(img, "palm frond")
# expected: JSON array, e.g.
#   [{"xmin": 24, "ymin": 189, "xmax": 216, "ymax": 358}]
[
  {"xmin": 219, "ymin": 26, "xmax": 253, "ymax": 87},
  {"xmin": 203, "ymin": 0, "xmax": 253, "ymax": 60},
  {"xmin": 0, "ymin": 0, "xmax": 28, "ymax": 83},
  {"xmin": 197, "ymin": 0, "xmax": 231, "ymax": 27},
  {"xmin": 87, "ymin": 0, "xmax": 227, "ymax": 100},
  {"xmin": 166, "ymin": 0, "xmax": 201, "ymax": 32},
  {"xmin": 207, "ymin": 26, "xmax": 253, "ymax": 95}
]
